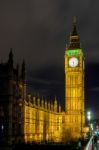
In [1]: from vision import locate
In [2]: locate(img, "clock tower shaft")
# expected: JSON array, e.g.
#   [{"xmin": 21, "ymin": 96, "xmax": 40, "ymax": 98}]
[{"xmin": 64, "ymin": 18, "xmax": 85, "ymax": 139}]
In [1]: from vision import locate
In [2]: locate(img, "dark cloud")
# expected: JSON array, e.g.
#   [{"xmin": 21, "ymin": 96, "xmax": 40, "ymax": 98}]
[
  {"xmin": 0, "ymin": 0, "xmax": 99, "ymax": 65},
  {"xmin": 0, "ymin": 0, "xmax": 99, "ymax": 118}
]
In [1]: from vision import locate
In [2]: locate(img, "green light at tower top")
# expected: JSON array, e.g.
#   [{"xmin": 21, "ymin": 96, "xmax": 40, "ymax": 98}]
[{"xmin": 65, "ymin": 49, "xmax": 83, "ymax": 56}]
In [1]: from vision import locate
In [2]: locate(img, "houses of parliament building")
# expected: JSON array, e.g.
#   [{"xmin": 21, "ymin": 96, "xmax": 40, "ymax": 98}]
[{"xmin": 0, "ymin": 19, "xmax": 88, "ymax": 144}]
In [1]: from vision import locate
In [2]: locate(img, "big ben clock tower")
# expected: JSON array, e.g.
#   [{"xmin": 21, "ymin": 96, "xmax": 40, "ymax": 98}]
[{"xmin": 64, "ymin": 18, "xmax": 85, "ymax": 139}]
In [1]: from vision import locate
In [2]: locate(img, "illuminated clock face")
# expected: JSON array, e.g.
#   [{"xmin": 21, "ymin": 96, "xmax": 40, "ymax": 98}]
[{"xmin": 69, "ymin": 57, "xmax": 78, "ymax": 67}]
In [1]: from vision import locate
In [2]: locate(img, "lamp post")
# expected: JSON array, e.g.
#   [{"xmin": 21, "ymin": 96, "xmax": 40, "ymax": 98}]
[{"xmin": 87, "ymin": 111, "xmax": 91, "ymax": 137}]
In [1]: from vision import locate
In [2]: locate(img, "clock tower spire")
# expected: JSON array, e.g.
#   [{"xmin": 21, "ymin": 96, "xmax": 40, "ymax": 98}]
[{"xmin": 68, "ymin": 16, "xmax": 81, "ymax": 49}]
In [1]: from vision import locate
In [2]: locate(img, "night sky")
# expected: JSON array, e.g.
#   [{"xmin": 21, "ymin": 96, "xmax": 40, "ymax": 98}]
[{"xmin": 0, "ymin": 0, "xmax": 99, "ymax": 119}]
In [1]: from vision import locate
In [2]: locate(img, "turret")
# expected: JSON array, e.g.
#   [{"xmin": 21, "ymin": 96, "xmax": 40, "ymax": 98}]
[
  {"xmin": 41, "ymin": 96, "xmax": 44, "ymax": 108},
  {"xmin": 37, "ymin": 94, "xmax": 40, "ymax": 106},
  {"xmin": 48, "ymin": 101, "xmax": 50, "ymax": 110},
  {"xmin": 8, "ymin": 48, "xmax": 13, "ymax": 68},
  {"xmin": 45, "ymin": 100, "xmax": 47, "ymax": 109},
  {"xmin": 21, "ymin": 60, "xmax": 26, "ymax": 81},
  {"xmin": 28, "ymin": 94, "xmax": 31, "ymax": 103},
  {"xmin": 59, "ymin": 104, "xmax": 61, "ymax": 112},
  {"xmin": 54, "ymin": 96, "xmax": 58, "ymax": 112},
  {"xmin": 33, "ymin": 96, "xmax": 36, "ymax": 106},
  {"xmin": 51, "ymin": 102, "xmax": 53, "ymax": 111},
  {"xmin": 8, "ymin": 49, "xmax": 14, "ymax": 95},
  {"xmin": 16, "ymin": 64, "xmax": 19, "ymax": 81}
]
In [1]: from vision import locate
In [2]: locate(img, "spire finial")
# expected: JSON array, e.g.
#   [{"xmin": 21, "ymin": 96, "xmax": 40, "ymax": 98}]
[
  {"xmin": 71, "ymin": 16, "xmax": 78, "ymax": 36},
  {"xmin": 73, "ymin": 16, "xmax": 77, "ymax": 25}
]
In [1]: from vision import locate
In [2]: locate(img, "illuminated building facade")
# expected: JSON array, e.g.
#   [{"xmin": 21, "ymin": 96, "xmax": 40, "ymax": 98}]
[
  {"xmin": 23, "ymin": 96, "xmax": 63, "ymax": 143},
  {"xmin": 0, "ymin": 19, "xmax": 87, "ymax": 144}
]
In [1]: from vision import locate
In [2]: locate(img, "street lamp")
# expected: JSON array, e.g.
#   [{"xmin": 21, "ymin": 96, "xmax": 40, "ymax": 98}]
[
  {"xmin": 87, "ymin": 111, "xmax": 91, "ymax": 122},
  {"xmin": 87, "ymin": 111, "xmax": 91, "ymax": 136}
]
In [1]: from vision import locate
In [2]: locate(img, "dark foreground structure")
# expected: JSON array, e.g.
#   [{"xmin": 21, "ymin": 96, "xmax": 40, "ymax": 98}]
[
  {"xmin": 0, "ymin": 138, "xmax": 87, "ymax": 150},
  {"xmin": 12, "ymin": 141, "xmax": 87, "ymax": 150}
]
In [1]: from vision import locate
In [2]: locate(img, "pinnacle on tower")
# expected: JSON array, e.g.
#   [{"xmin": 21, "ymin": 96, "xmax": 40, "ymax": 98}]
[
  {"xmin": 8, "ymin": 48, "xmax": 13, "ymax": 68},
  {"xmin": 71, "ymin": 16, "xmax": 78, "ymax": 36},
  {"xmin": 21, "ymin": 59, "xmax": 26, "ymax": 81},
  {"xmin": 16, "ymin": 64, "xmax": 19, "ymax": 80}
]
